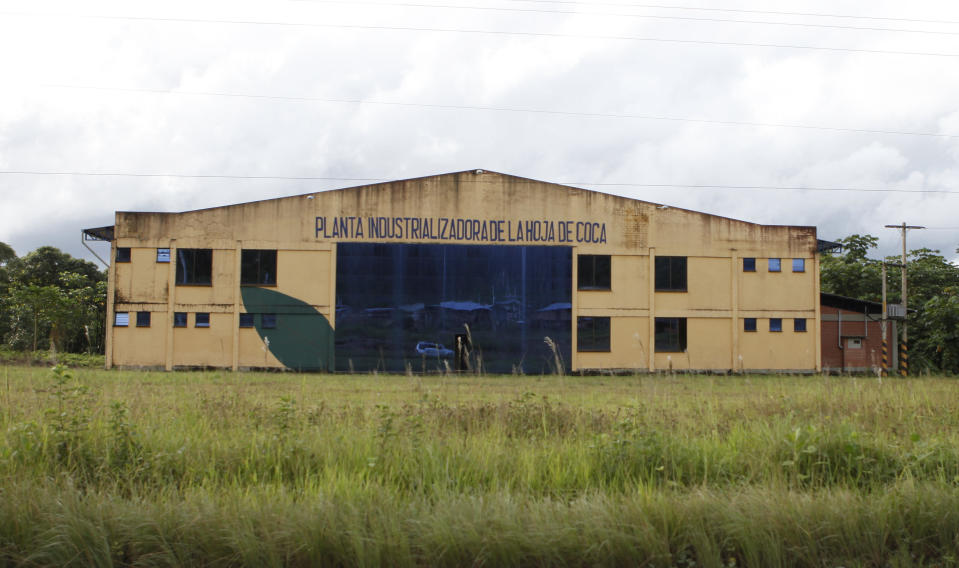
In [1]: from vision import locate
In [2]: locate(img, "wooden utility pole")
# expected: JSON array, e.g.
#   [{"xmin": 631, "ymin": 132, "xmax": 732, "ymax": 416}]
[{"xmin": 884, "ymin": 222, "xmax": 925, "ymax": 376}]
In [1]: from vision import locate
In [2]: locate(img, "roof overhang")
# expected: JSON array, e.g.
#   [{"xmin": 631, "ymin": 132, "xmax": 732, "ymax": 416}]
[
  {"xmin": 82, "ymin": 225, "xmax": 115, "ymax": 241},
  {"xmin": 817, "ymin": 239, "xmax": 842, "ymax": 253}
]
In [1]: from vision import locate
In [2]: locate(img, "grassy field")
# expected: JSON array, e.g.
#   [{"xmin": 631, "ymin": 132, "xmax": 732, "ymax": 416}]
[{"xmin": 1, "ymin": 365, "xmax": 958, "ymax": 566}]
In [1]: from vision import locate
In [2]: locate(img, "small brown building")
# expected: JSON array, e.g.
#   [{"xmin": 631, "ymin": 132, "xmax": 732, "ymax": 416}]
[{"xmin": 820, "ymin": 293, "xmax": 894, "ymax": 373}]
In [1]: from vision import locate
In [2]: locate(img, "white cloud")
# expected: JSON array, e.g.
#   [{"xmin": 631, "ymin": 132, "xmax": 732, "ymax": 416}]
[{"xmin": 1, "ymin": 0, "xmax": 958, "ymax": 262}]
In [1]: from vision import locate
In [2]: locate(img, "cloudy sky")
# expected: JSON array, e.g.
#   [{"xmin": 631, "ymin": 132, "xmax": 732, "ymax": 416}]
[{"xmin": 1, "ymin": 0, "xmax": 958, "ymax": 265}]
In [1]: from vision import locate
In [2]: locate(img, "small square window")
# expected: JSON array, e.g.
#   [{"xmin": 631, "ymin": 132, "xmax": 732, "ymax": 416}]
[
  {"xmin": 157, "ymin": 248, "xmax": 171, "ymax": 263},
  {"xmin": 769, "ymin": 318, "xmax": 782, "ymax": 332},
  {"xmin": 262, "ymin": 314, "xmax": 277, "ymax": 329},
  {"xmin": 116, "ymin": 247, "xmax": 131, "ymax": 263},
  {"xmin": 136, "ymin": 311, "xmax": 151, "ymax": 327},
  {"xmin": 239, "ymin": 313, "xmax": 255, "ymax": 328},
  {"xmin": 743, "ymin": 258, "xmax": 756, "ymax": 272},
  {"xmin": 173, "ymin": 312, "xmax": 187, "ymax": 327},
  {"xmin": 768, "ymin": 258, "xmax": 781, "ymax": 272},
  {"xmin": 744, "ymin": 318, "xmax": 757, "ymax": 332},
  {"xmin": 114, "ymin": 312, "xmax": 129, "ymax": 327},
  {"xmin": 195, "ymin": 313, "xmax": 210, "ymax": 328},
  {"xmin": 792, "ymin": 258, "xmax": 805, "ymax": 272},
  {"xmin": 794, "ymin": 318, "xmax": 807, "ymax": 332}
]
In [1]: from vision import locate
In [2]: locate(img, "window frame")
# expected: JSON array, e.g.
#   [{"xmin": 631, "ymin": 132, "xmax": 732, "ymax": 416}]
[
  {"xmin": 577, "ymin": 254, "xmax": 611, "ymax": 291},
  {"xmin": 768, "ymin": 258, "xmax": 782, "ymax": 272},
  {"xmin": 195, "ymin": 312, "xmax": 211, "ymax": 328},
  {"xmin": 241, "ymin": 249, "xmax": 278, "ymax": 286},
  {"xmin": 654, "ymin": 317, "xmax": 687, "ymax": 352},
  {"xmin": 175, "ymin": 248, "xmax": 213, "ymax": 286},
  {"xmin": 744, "ymin": 318, "xmax": 757, "ymax": 332},
  {"xmin": 655, "ymin": 256, "xmax": 688, "ymax": 292},
  {"xmin": 577, "ymin": 316, "xmax": 611, "ymax": 352},
  {"xmin": 261, "ymin": 313, "xmax": 277, "ymax": 329},
  {"xmin": 769, "ymin": 318, "xmax": 783, "ymax": 332}
]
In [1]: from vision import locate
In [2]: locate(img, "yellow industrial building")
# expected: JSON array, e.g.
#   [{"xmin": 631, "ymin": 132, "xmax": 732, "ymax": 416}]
[{"xmin": 84, "ymin": 170, "xmax": 824, "ymax": 373}]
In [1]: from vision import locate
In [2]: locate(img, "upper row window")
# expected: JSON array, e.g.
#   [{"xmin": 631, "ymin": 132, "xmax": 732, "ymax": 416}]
[
  {"xmin": 241, "ymin": 249, "xmax": 277, "ymax": 286},
  {"xmin": 176, "ymin": 249, "xmax": 213, "ymax": 286},
  {"xmin": 655, "ymin": 256, "xmax": 687, "ymax": 292},
  {"xmin": 743, "ymin": 258, "xmax": 805, "ymax": 273},
  {"xmin": 578, "ymin": 255, "xmax": 610, "ymax": 290},
  {"xmin": 116, "ymin": 247, "xmax": 131, "ymax": 263}
]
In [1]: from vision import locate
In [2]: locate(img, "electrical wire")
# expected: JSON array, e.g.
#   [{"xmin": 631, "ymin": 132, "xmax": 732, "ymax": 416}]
[
  {"xmin": 4, "ymin": 10, "xmax": 959, "ymax": 57},
  {"xmin": 1, "ymin": 169, "xmax": 957, "ymax": 195},
  {"xmin": 501, "ymin": 0, "xmax": 959, "ymax": 26},
  {"xmin": 41, "ymin": 84, "xmax": 959, "ymax": 140},
  {"xmin": 291, "ymin": 0, "xmax": 959, "ymax": 36}
]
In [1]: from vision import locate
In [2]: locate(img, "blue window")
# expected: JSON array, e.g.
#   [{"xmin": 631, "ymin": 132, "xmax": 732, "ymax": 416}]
[
  {"xmin": 792, "ymin": 258, "xmax": 805, "ymax": 272},
  {"xmin": 195, "ymin": 313, "xmax": 210, "ymax": 328},
  {"xmin": 173, "ymin": 312, "xmax": 187, "ymax": 327},
  {"xmin": 336, "ymin": 243, "xmax": 571, "ymax": 373},
  {"xmin": 239, "ymin": 313, "xmax": 254, "ymax": 328},
  {"xmin": 769, "ymin": 318, "xmax": 782, "ymax": 332},
  {"xmin": 116, "ymin": 247, "xmax": 131, "ymax": 263},
  {"xmin": 157, "ymin": 248, "xmax": 171, "ymax": 263},
  {"xmin": 744, "ymin": 318, "xmax": 757, "ymax": 332},
  {"xmin": 794, "ymin": 318, "xmax": 807, "ymax": 332},
  {"xmin": 136, "ymin": 311, "xmax": 151, "ymax": 327},
  {"xmin": 768, "ymin": 259, "xmax": 781, "ymax": 272},
  {"xmin": 743, "ymin": 258, "xmax": 756, "ymax": 272}
]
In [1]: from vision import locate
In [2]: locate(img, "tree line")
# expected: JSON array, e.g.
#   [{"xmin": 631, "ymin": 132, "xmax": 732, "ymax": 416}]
[
  {"xmin": 0, "ymin": 243, "xmax": 106, "ymax": 354},
  {"xmin": 1, "ymin": 237, "xmax": 957, "ymax": 372}
]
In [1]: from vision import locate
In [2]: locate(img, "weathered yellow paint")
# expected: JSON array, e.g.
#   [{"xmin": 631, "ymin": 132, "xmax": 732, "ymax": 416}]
[
  {"xmin": 276, "ymin": 250, "xmax": 333, "ymax": 313},
  {"xmin": 105, "ymin": 170, "xmax": 821, "ymax": 372}
]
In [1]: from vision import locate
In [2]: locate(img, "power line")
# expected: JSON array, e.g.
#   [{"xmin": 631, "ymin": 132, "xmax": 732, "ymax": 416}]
[
  {"xmin": 503, "ymin": 0, "xmax": 959, "ymax": 26},
  {"xmin": 42, "ymin": 84, "xmax": 959, "ymax": 140},
  {"xmin": 293, "ymin": 0, "xmax": 959, "ymax": 36},
  {"xmin": 1, "ymin": 169, "xmax": 957, "ymax": 194},
  {"xmin": 5, "ymin": 10, "xmax": 959, "ymax": 57}
]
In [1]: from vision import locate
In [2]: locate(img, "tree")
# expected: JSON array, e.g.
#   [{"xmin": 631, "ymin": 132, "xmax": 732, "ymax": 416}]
[
  {"xmin": 819, "ymin": 234, "xmax": 882, "ymax": 301},
  {"xmin": 0, "ymin": 242, "xmax": 14, "ymax": 266},
  {"xmin": 1, "ymin": 247, "xmax": 107, "ymax": 353},
  {"xmin": 5, "ymin": 246, "xmax": 103, "ymax": 289}
]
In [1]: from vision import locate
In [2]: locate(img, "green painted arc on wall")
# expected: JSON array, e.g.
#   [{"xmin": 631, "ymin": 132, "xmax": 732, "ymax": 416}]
[{"xmin": 240, "ymin": 287, "xmax": 334, "ymax": 371}]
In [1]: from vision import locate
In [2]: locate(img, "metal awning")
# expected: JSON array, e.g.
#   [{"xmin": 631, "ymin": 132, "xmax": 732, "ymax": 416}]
[
  {"xmin": 82, "ymin": 225, "xmax": 114, "ymax": 241},
  {"xmin": 816, "ymin": 239, "xmax": 842, "ymax": 253}
]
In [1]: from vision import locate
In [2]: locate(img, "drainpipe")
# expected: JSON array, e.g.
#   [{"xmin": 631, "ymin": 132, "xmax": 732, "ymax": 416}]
[{"xmin": 838, "ymin": 310, "xmax": 845, "ymax": 372}]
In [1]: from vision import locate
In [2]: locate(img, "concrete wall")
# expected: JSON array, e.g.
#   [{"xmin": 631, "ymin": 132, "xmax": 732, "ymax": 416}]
[{"xmin": 105, "ymin": 170, "xmax": 820, "ymax": 372}]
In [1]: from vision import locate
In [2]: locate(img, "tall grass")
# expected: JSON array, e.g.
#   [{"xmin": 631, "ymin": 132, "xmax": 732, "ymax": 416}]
[{"xmin": 1, "ymin": 365, "xmax": 958, "ymax": 565}]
